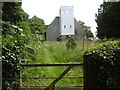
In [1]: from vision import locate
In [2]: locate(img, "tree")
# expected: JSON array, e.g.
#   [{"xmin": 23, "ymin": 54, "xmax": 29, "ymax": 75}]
[
  {"xmin": 84, "ymin": 26, "xmax": 94, "ymax": 39},
  {"xmin": 96, "ymin": 2, "xmax": 120, "ymax": 39},
  {"xmin": 79, "ymin": 21, "xmax": 94, "ymax": 39},
  {"xmin": 28, "ymin": 16, "xmax": 47, "ymax": 41},
  {"xmin": 2, "ymin": 2, "xmax": 29, "ymax": 25}
]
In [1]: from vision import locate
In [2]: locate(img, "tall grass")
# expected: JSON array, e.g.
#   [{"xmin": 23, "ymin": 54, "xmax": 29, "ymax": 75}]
[{"xmin": 25, "ymin": 40, "xmax": 96, "ymax": 63}]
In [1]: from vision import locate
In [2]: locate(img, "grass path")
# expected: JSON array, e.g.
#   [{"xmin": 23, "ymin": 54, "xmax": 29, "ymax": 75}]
[
  {"xmin": 43, "ymin": 45, "xmax": 69, "ymax": 86},
  {"xmin": 44, "ymin": 45, "xmax": 56, "ymax": 63},
  {"xmin": 45, "ymin": 45, "xmax": 65, "ymax": 76}
]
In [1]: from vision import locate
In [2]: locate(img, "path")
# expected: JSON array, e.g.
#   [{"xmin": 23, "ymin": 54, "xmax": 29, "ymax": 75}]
[{"xmin": 44, "ymin": 44, "xmax": 65, "ymax": 78}]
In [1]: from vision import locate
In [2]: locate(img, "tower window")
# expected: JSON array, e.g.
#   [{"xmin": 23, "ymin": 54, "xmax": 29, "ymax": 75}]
[
  {"xmin": 64, "ymin": 25, "xmax": 66, "ymax": 28},
  {"xmin": 70, "ymin": 25, "xmax": 72, "ymax": 28}
]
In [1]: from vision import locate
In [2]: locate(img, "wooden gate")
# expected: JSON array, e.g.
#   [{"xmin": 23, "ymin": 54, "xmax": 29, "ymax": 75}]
[{"xmin": 20, "ymin": 62, "xmax": 83, "ymax": 90}]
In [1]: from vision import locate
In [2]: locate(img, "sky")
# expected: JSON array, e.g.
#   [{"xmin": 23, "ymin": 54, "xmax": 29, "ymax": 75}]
[{"xmin": 22, "ymin": 0, "xmax": 103, "ymax": 35}]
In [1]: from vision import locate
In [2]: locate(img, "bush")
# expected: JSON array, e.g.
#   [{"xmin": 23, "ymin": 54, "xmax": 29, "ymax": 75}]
[
  {"xmin": 84, "ymin": 41, "xmax": 120, "ymax": 88},
  {"xmin": 2, "ymin": 21, "xmax": 27, "ymax": 89}
]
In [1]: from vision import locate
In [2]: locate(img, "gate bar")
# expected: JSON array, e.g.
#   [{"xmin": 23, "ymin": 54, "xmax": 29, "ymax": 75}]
[
  {"xmin": 44, "ymin": 65, "xmax": 73, "ymax": 90},
  {"xmin": 21, "ymin": 62, "xmax": 83, "ymax": 67}
]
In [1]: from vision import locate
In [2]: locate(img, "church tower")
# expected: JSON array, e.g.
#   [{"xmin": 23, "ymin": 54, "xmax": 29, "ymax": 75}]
[
  {"xmin": 59, "ymin": 6, "xmax": 75, "ymax": 36},
  {"xmin": 46, "ymin": 6, "xmax": 84, "ymax": 41}
]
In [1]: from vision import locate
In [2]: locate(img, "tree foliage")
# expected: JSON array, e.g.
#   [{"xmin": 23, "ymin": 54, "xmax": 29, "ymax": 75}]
[
  {"xmin": 79, "ymin": 21, "xmax": 94, "ymax": 39},
  {"xmin": 28, "ymin": 16, "xmax": 47, "ymax": 41},
  {"xmin": 2, "ymin": 2, "xmax": 29, "ymax": 25},
  {"xmin": 84, "ymin": 26, "xmax": 94, "ymax": 39},
  {"xmin": 96, "ymin": 2, "xmax": 120, "ymax": 39}
]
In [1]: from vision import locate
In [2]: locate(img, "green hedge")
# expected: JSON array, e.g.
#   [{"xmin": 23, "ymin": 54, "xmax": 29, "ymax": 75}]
[{"xmin": 84, "ymin": 41, "xmax": 120, "ymax": 88}]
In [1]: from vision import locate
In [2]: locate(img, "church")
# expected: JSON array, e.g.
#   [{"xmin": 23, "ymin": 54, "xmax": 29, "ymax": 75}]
[{"xmin": 46, "ymin": 6, "xmax": 84, "ymax": 41}]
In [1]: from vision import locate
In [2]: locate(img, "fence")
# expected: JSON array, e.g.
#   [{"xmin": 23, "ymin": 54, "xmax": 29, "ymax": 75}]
[{"xmin": 20, "ymin": 62, "xmax": 83, "ymax": 90}]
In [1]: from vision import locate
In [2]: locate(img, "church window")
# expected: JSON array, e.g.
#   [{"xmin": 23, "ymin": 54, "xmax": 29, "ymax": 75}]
[
  {"xmin": 70, "ymin": 25, "xmax": 72, "ymax": 28},
  {"xmin": 64, "ymin": 25, "xmax": 66, "ymax": 28}
]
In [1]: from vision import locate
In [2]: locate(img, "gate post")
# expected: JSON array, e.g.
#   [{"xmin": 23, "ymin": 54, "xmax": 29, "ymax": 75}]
[{"xmin": 83, "ymin": 55, "xmax": 98, "ymax": 89}]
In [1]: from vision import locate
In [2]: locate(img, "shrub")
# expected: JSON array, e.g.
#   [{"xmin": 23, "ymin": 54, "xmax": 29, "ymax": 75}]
[
  {"xmin": 2, "ymin": 21, "xmax": 27, "ymax": 89},
  {"xmin": 84, "ymin": 41, "xmax": 120, "ymax": 88}
]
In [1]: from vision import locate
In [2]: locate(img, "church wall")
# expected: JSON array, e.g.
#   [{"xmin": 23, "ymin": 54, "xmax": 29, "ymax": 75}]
[
  {"xmin": 46, "ymin": 17, "xmax": 59, "ymax": 41},
  {"xmin": 74, "ymin": 19, "xmax": 84, "ymax": 40}
]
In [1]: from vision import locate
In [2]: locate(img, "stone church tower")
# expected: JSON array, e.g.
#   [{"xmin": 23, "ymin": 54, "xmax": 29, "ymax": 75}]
[{"xmin": 46, "ymin": 6, "xmax": 84, "ymax": 41}]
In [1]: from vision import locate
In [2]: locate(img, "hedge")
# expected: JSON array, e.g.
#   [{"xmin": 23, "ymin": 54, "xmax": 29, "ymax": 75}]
[{"xmin": 84, "ymin": 41, "xmax": 120, "ymax": 89}]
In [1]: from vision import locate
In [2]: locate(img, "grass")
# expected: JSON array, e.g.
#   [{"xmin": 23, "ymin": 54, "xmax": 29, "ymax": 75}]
[{"xmin": 21, "ymin": 40, "xmax": 98, "ymax": 89}]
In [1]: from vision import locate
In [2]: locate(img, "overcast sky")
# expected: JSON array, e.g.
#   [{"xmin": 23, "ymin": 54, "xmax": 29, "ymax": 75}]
[{"xmin": 22, "ymin": 0, "xmax": 103, "ymax": 35}]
